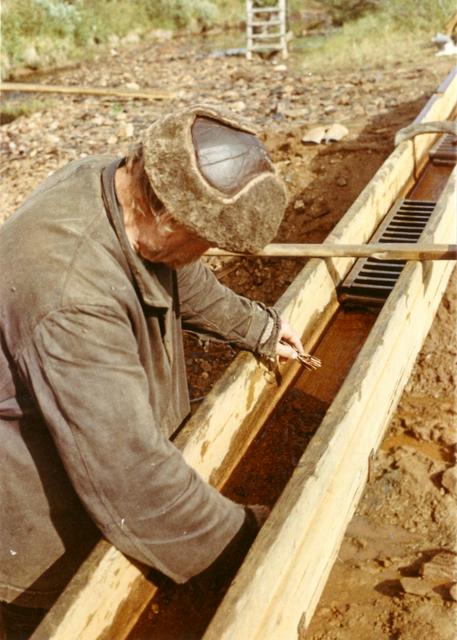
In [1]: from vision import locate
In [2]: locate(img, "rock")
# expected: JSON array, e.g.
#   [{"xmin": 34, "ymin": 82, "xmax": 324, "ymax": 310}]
[
  {"xmin": 400, "ymin": 577, "xmax": 433, "ymax": 597},
  {"xmin": 117, "ymin": 123, "xmax": 134, "ymax": 139},
  {"xmin": 231, "ymin": 101, "xmax": 247, "ymax": 112},
  {"xmin": 45, "ymin": 134, "xmax": 60, "ymax": 146},
  {"xmin": 0, "ymin": 51, "xmax": 11, "ymax": 79},
  {"xmin": 324, "ymin": 123, "xmax": 349, "ymax": 142},
  {"xmin": 107, "ymin": 135, "xmax": 118, "ymax": 145},
  {"xmin": 441, "ymin": 465, "xmax": 457, "ymax": 496},
  {"xmin": 122, "ymin": 32, "xmax": 141, "ymax": 45},
  {"xmin": 148, "ymin": 29, "xmax": 173, "ymax": 42},
  {"xmin": 376, "ymin": 554, "xmax": 392, "ymax": 568},
  {"xmin": 125, "ymin": 82, "xmax": 140, "ymax": 91},
  {"xmin": 449, "ymin": 583, "xmax": 457, "ymax": 601},
  {"xmin": 281, "ymin": 107, "xmax": 310, "ymax": 119},
  {"xmin": 23, "ymin": 46, "xmax": 40, "ymax": 69},
  {"xmin": 302, "ymin": 126, "xmax": 327, "ymax": 144},
  {"xmin": 336, "ymin": 176, "xmax": 347, "ymax": 187},
  {"xmin": 421, "ymin": 551, "xmax": 457, "ymax": 582},
  {"xmin": 338, "ymin": 94, "xmax": 352, "ymax": 105}
]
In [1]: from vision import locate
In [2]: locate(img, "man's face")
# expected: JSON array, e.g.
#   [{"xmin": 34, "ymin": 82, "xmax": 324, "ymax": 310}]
[{"xmin": 136, "ymin": 213, "xmax": 212, "ymax": 269}]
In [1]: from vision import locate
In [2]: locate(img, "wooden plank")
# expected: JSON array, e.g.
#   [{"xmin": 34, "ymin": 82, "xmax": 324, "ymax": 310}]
[
  {"xmin": 437, "ymin": 67, "xmax": 457, "ymax": 94},
  {"xmin": 411, "ymin": 68, "xmax": 457, "ymax": 177},
  {"xmin": 203, "ymin": 165, "xmax": 456, "ymax": 640},
  {"xmin": 33, "ymin": 263, "xmax": 339, "ymax": 640},
  {"xmin": 34, "ymin": 69, "xmax": 456, "ymax": 639},
  {"xmin": 206, "ymin": 242, "xmax": 457, "ymax": 261},
  {"xmin": 175, "ymin": 260, "xmax": 339, "ymax": 486},
  {"xmin": 0, "ymin": 82, "xmax": 172, "ymax": 101},
  {"xmin": 31, "ymin": 542, "xmax": 155, "ymax": 640},
  {"xmin": 326, "ymin": 67, "xmax": 456, "ymax": 281}
]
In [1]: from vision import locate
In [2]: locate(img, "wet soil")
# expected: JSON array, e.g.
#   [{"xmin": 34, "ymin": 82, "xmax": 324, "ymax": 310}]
[{"xmin": 1, "ymin": 32, "xmax": 455, "ymax": 639}]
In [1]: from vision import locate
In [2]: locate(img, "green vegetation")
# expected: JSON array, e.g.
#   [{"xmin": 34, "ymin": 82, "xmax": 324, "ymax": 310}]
[
  {"xmin": 0, "ymin": 97, "xmax": 54, "ymax": 124},
  {"xmin": 1, "ymin": 0, "xmax": 455, "ymax": 79},
  {"xmin": 0, "ymin": 0, "xmax": 244, "ymax": 78},
  {"xmin": 316, "ymin": 0, "xmax": 380, "ymax": 25},
  {"xmin": 293, "ymin": 0, "xmax": 456, "ymax": 72}
]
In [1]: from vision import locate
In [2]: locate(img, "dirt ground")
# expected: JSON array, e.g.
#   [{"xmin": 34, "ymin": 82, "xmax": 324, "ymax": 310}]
[{"xmin": 1, "ymin": 31, "xmax": 456, "ymax": 639}]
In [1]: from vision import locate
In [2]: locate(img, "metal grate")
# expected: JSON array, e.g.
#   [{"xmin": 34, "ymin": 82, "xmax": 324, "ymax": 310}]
[
  {"xmin": 429, "ymin": 133, "xmax": 457, "ymax": 165},
  {"xmin": 340, "ymin": 199, "xmax": 436, "ymax": 306}
]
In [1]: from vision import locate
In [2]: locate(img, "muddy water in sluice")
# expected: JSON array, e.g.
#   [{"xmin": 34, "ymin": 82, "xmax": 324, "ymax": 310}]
[
  {"xmin": 408, "ymin": 162, "xmax": 453, "ymax": 200},
  {"xmin": 129, "ymin": 309, "xmax": 377, "ymax": 640}
]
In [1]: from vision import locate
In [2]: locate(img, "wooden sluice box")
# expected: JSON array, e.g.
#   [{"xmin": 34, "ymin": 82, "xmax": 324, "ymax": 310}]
[{"xmin": 32, "ymin": 68, "xmax": 457, "ymax": 640}]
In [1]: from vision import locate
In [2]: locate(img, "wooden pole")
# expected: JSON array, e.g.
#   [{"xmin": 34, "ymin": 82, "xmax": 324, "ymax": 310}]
[
  {"xmin": 206, "ymin": 243, "xmax": 457, "ymax": 261},
  {"xmin": 0, "ymin": 82, "xmax": 172, "ymax": 101}
]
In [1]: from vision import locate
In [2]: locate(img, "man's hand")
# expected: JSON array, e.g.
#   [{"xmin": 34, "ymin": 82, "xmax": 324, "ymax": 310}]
[{"xmin": 275, "ymin": 319, "xmax": 305, "ymax": 360}]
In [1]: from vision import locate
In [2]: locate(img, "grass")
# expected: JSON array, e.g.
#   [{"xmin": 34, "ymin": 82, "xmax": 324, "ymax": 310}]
[
  {"xmin": 292, "ymin": 0, "xmax": 456, "ymax": 73},
  {"xmin": 0, "ymin": 0, "xmax": 246, "ymax": 79},
  {"xmin": 0, "ymin": 97, "xmax": 55, "ymax": 124},
  {"xmin": 0, "ymin": 0, "xmax": 455, "ymax": 79}
]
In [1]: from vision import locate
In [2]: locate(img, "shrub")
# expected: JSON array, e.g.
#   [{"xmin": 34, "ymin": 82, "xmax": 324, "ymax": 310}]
[{"xmin": 1, "ymin": 0, "xmax": 224, "ymax": 76}]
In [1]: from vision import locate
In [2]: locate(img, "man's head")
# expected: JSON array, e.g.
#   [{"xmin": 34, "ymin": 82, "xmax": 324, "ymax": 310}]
[{"xmin": 140, "ymin": 105, "xmax": 287, "ymax": 253}]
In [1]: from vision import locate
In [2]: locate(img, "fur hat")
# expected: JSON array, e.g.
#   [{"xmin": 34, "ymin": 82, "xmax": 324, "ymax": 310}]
[{"xmin": 142, "ymin": 104, "xmax": 287, "ymax": 252}]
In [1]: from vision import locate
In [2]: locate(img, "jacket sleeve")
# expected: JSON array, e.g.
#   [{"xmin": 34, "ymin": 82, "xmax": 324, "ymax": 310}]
[
  {"xmin": 16, "ymin": 304, "xmax": 245, "ymax": 583},
  {"xmin": 177, "ymin": 260, "xmax": 278, "ymax": 354}
]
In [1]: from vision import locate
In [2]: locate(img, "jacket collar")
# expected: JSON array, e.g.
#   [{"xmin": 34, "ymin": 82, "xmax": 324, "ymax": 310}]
[{"xmin": 102, "ymin": 159, "xmax": 172, "ymax": 310}]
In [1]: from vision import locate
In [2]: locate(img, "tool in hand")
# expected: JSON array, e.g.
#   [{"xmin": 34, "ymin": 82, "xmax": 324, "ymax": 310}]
[{"xmin": 280, "ymin": 340, "xmax": 321, "ymax": 370}]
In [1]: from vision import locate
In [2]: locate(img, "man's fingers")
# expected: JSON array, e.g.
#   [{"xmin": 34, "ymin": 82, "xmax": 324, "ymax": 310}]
[
  {"xmin": 277, "ymin": 341, "xmax": 299, "ymax": 360},
  {"xmin": 277, "ymin": 319, "xmax": 305, "ymax": 360}
]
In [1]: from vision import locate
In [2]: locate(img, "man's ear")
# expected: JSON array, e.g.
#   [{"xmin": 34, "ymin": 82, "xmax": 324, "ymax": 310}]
[{"xmin": 156, "ymin": 210, "xmax": 176, "ymax": 233}]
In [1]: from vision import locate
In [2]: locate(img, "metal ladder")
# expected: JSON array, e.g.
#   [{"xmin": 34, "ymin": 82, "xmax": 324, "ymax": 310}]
[{"xmin": 246, "ymin": 0, "xmax": 288, "ymax": 60}]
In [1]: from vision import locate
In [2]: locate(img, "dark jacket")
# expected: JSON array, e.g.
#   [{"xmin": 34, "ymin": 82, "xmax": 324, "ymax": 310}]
[{"xmin": 0, "ymin": 156, "xmax": 276, "ymax": 607}]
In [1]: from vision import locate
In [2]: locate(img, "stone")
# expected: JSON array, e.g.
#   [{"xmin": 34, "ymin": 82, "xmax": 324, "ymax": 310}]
[
  {"xmin": 302, "ymin": 126, "xmax": 327, "ymax": 144},
  {"xmin": 325, "ymin": 123, "xmax": 349, "ymax": 142},
  {"xmin": 282, "ymin": 107, "xmax": 310, "ymax": 119},
  {"xmin": 1, "ymin": 51, "xmax": 11, "ymax": 78},
  {"xmin": 149, "ymin": 29, "xmax": 173, "ymax": 42},
  {"xmin": 45, "ymin": 134, "xmax": 60, "ymax": 145},
  {"xmin": 23, "ymin": 46, "xmax": 40, "ymax": 69},
  {"xmin": 400, "ymin": 577, "xmax": 433, "ymax": 597},
  {"xmin": 421, "ymin": 551, "xmax": 457, "ymax": 582},
  {"xmin": 338, "ymin": 94, "xmax": 352, "ymax": 105},
  {"xmin": 108, "ymin": 34, "xmax": 120, "ymax": 46},
  {"xmin": 122, "ymin": 32, "xmax": 140, "ymax": 45},
  {"xmin": 231, "ymin": 101, "xmax": 247, "ymax": 112},
  {"xmin": 117, "ymin": 123, "xmax": 134, "ymax": 139},
  {"xmin": 441, "ymin": 465, "xmax": 457, "ymax": 496}
]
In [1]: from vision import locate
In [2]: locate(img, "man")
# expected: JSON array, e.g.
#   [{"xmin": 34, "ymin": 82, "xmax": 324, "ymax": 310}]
[{"xmin": 0, "ymin": 104, "xmax": 303, "ymax": 636}]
